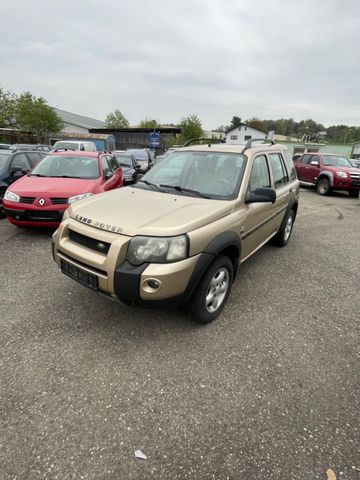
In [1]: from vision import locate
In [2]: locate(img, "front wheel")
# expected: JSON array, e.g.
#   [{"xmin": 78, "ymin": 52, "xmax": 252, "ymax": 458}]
[
  {"xmin": 188, "ymin": 255, "xmax": 233, "ymax": 324},
  {"xmin": 271, "ymin": 210, "xmax": 295, "ymax": 247},
  {"xmin": 316, "ymin": 178, "xmax": 331, "ymax": 196}
]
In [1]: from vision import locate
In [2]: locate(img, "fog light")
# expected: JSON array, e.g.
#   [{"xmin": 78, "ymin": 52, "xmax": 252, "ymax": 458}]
[
  {"xmin": 148, "ymin": 279, "xmax": 160, "ymax": 289},
  {"xmin": 142, "ymin": 278, "xmax": 162, "ymax": 293}
]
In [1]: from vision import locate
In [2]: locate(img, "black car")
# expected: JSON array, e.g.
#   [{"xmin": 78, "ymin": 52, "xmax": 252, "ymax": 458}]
[
  {"xmin": 0, "ymin": 149, "xmax": 47, "ymax": 217},
  {"xmin": 10, "ymin": 143, "xmax": 53, "ymax": 152},
  {"xmin": 113, "ymin": 151, "xmax": 140, "ymax": 184},
  {"xmin": 126, "ymin": 148, "xmax": 154, "ymax": 173},
  {"xmin": 350, "ymin": 158, "xmax": 360, "ymax": 168}
]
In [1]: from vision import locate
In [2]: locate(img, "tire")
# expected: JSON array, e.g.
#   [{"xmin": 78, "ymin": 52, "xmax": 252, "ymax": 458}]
[
  {"xmin": 316, "ymin": 178, "xmax": 331, "ymax": 196},
  {"xmin": 0, "ymin": 189, "xmax": 6, "ymax": 219},
  {"xmin": 349, "ymin": 190, "xmax": 359, "ymax": 198},
  {"xmin": 188, "ymin": 254, "xmax": 233, "ymax": 324},
  {"xmin": 271, "ymin": 209, "xmax": 295, "ymax": 247}
]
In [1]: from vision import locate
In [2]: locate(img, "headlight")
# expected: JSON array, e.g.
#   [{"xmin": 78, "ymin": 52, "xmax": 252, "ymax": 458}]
[
  {"xmin": 4, "ymin": 190, "xmax": 20, "ymax": 202},
  {"xmin": 336, "ymin": 171, "xmax": 348, "ymax": 178},
  {"xmin": 62, "ymin": 209, "xmax": 70, "ymax": 221},
  {"xmin": 127, "ymin": 235, "xmax": 188, "ymax": 265},
  {"xmin": 68, "ymin": 193, "xmax": 93, "ymax": 204}
]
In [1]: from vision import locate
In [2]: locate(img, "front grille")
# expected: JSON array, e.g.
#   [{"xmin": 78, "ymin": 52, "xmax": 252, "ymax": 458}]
[
  {"xmin": 19, "ymin": 196, "xmax": 35, "ymax": 204},
  {"xmin": 350, "ymin": 173, "xmax": 360, "ymax": 186},
  {"xmin": 51, "ymin": 197, "xmax": 68, "ymax": 205},
  {"xmin": 26, "ymin": 210, "xmax": 62, "ymax": 221},
  {"xmin": 69, "ymin": 230, "xmax": 111, "ymax": 255}
]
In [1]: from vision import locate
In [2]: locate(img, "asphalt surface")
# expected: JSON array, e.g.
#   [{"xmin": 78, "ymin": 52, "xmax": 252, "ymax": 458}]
[{"xmin": 0, "ymin": 187, "xmax": 359, "ymax": 480}]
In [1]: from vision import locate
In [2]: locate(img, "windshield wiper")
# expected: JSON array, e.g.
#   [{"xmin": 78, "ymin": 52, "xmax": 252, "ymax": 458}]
[
  {"xmin": 30, "ymin": 173, "xmax": 48, "ymax": 177},
  {"xmin": 138, "ymin": 179, "xmax": 163, "ymax": 191},
  {"xmin": 159, "ymin": 184, "xmax": 210, "ymax": 199},
  {"xmin": 51, "ymin": 175, "xmax": 82, "ymax": 178}
]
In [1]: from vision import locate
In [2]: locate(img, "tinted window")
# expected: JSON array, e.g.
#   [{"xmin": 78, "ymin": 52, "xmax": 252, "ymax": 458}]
[
  {"xmin": 115, "ymin": 154, "xmax": 132, "ymax": 168},
  {"xmin": 0, "ymin": 153, "xmax": 10, "ymax": 170},
  {"xmin": 127, "ymin": 149, "xmax": 148, "ymax": 161},
  {"xmin": 249, "ymin": 155, "xmax": 270, "ymax": 192},
  {"xmin": 11, "ymin": 153, "xmax": 30, "ymax": 170},
  {"xmin": 268, "ymin": 153, "xmax": 289, "ymax": 188}
]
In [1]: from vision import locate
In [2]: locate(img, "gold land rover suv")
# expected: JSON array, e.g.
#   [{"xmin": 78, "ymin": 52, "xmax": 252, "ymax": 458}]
[{"xmin": 52, "ymin": 140, "xmax": 299, "ymax": 323}]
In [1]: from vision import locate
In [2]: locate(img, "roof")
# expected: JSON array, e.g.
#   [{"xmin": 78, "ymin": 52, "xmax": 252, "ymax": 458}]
[
  {"xmin": 51, "ymin": 150, "xmax": 101, "ymax": 157},
  {"xmin": 54, "ymin": 108, "xmax": 105, "ymax": 129},
  {"xmin": 90, "ymin": 127, "xmax": 182, "ymax": 134},
  {"xmin": 180, "ymin": 142, "xmax": 287, "ymax": 154},
  {"xmin": 225, "ymin": 123, "xmax": 267, "ymax": 135}
]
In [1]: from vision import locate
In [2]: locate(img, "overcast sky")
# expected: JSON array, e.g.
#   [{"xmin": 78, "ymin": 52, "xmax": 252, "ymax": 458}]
[{"xmin": 1, "ymin": 0, "xmax": 359, "ymax": 129}]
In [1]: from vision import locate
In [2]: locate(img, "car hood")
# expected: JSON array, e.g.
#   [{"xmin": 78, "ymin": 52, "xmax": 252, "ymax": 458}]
[
  {"xmin": 69, "ymin": 187, "xmax": 234, "ymax": 236},
  {"xmin": 8, "ymin": 176, "xmax": 99, "ymax": 196},
  {"xmin": 323, "ymin": 166, "xmax": 360, "ymax": 173}
]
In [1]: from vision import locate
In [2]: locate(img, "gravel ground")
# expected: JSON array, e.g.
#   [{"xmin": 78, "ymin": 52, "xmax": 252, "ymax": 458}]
[{"xmin": 0, "ymin": 187, "xmax": 359, "ymax": 480}]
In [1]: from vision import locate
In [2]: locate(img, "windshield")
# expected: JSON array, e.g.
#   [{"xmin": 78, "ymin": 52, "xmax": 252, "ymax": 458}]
[
  {"xmin": 31, "ymin": 155, "xmax": 100, "ymax": 179},
  {"xmin": 127, "ymin": 149, "xmax": 148, "ymax": 161},
  {"xmin": 323, "ymin": 155, "xmax": 352, "ymax": 167},
  {"xmin": 114, "ymin": 154, "xmax": 132, "ymax": 168},
  {"xmin": 0, "ymin": 153, "xmax": 10, "ymax": 170},
  {"xmin": 136, "ymin": 150, "xmax": 246, "ymax": 199}
]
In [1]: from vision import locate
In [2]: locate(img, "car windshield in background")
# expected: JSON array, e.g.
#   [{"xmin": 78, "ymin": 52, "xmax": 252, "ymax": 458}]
[
  {"xmin": 323, "ymin": 156, "xmax": 352, "ymax": 167},
  {"xmin": 114, "ymin": 155, "xmax": 132, "ymax": 168},
  {"xmin": 137, "ymin": 150, "xmax": 246, "ymax": 199},
  {"xmin": 31, "ymin": 155, "xmax": 100, "ymax": 179},
  {"xmin": 127, "ymin": 150, "xmax": 147, "ymax": 160},
  {"xmin": 0, "ymin": 153, "xmax": 10, "ymax": 170}
]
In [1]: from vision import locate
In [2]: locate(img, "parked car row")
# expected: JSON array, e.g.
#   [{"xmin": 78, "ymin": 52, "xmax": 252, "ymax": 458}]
[{"xmin": 0, "ymin": 146, "xmax": 156, "ymax": 225}]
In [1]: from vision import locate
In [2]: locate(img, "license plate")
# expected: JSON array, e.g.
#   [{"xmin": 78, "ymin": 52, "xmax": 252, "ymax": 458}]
[{"xmin": 61, "ymin": 259, "xmax": 98, "ymax": 290}]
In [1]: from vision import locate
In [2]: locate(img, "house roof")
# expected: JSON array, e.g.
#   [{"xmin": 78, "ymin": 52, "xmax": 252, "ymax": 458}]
[
  {"xmin": 54, "ymin": 108, "xmax": 105, "ymax": 129},
  {"xmin": 225, "ymin": 123, "xmax": 267, "ymax": 135}
]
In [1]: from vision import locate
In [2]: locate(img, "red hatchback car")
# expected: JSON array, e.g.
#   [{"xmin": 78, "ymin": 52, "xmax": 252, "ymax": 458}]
[{"xmin": 3, "ymin": 150, "xmax": 124, "ymax": 227}]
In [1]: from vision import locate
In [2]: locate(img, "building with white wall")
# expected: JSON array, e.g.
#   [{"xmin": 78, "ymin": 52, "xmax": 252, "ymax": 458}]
[{"xmin": 225, "ymin": 124, "xmax": 267, "ymax": 144}]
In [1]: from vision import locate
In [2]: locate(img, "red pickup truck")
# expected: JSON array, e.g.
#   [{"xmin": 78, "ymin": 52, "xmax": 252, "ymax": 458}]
[{"xmin": 294, "ymin": 153, "xmax": 360, "ymax": 197}]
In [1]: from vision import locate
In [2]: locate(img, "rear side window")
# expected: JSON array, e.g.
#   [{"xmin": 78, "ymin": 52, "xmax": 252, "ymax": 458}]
[
  {"xmin": 282, "ymin": 149, "xmax": 297, "ymax": 181},
  {"xmin": 249, "ymin": 155, "xmax": 271, "ymax": 192},
  {"xmin": 268, "ymin": 153, "xmax": 289, "ymax": 188},
  {"xmin": 11, "ymin": 153, "xmax": 30, "ymax": 170}
]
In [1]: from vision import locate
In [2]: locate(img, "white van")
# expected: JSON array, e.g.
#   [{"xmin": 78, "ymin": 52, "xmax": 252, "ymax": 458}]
[{"xmin": 53, "ymin": 140, "xmax": 97, "ymax": 152}]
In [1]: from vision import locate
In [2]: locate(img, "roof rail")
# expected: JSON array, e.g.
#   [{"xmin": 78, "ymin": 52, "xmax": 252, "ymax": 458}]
[
  {"xmin": 241, "ymin": 138, "xmax": 275, "ymax": 153},
  {"xmin": 182, "ymin": 137, "xmax": 226, "ymax": 147}
]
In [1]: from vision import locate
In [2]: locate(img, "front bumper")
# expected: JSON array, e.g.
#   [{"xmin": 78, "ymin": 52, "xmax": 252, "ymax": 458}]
[
  {"xmin": 53, "ymin": 219, "xmax": 209, "ymax": 306},
  {"xmin": 4, "ymin": 206, "xmax": 66, "ymax": 227}
]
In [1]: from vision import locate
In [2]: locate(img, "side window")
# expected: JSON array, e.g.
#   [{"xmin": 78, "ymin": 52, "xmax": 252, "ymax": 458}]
[
  {"xmin": 101, "ymin": 156, "xmax": 112, "ymax": 176},
  {"xmin": 282, "ymin": 149, "xmax": 297, "ymax": 181},
  {"xmin": 27, "ymin": 152, "xmax": 43, "ymax": 167},
  {"xmin": 244, "ymin": 135, "xmax": 252, "ymax": 141},
  {"xmin": 230, "ymin": 135, "xmax": 238, "ymax": 140},
  {"xmin": 249, "ymin": 155, "xmax": 271, "ymax": 192},
  {"xmin": 106, "ymin": 155, "xmax": 119, "ymax": 172},
  {"xmin": 11, "ymin": 153, "xmax": 30, "ymax": 170},
  {"xmin": 301, "ymin": 154, "xmax": 312, "ymax": 164},
  {"xmin": 268, "ymin": 153, "xmax": 289, "ymax": 188},
  {"xmin": 309, "ymin": 155, "xmax": 320, "ymax": 165}
]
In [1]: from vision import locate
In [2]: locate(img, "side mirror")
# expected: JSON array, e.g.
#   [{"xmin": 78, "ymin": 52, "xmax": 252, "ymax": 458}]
[
  {"xmin": 245, "ymin": 187, "xmax": 276, "ymax": 204},
  {"xmin": 310, "ymin": 160, "xmax": 320, "ymax": 166},
  {"xmin": 104, "ymin": 170, "xmax": 113, "ymax": 180},
  {"xmin": 135, "ymin": 165, "xmax": 141, "ymax": 171}
]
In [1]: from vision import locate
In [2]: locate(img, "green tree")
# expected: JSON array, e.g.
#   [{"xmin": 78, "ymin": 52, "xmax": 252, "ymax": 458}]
[
  {"xmin": 179, "ymin": 114, "xmax": 203, "ymax": 142},
  {"xmin": 230, "ymin": 116, "xmax": 242, "ymax": 129},
  {"xmin": 246, "ymin": 117, "xmax": 266, "ymax": 132},
  {"xmin": 105, "ymin": 109, "xmax": 129, "ymax": 128},
  {"xmin": 16, "ymin": 92, "xmax": 63, "ymax": 142},
  {"xmin": 138, "ymin": 118, "xmax": 159, "ymax": 128},
  {"xmin": 0, "ymin": 87, "xmax": 17, "ymax": 128}
]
